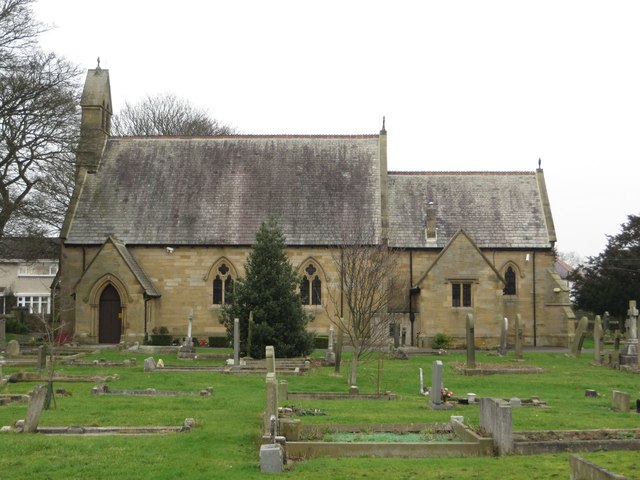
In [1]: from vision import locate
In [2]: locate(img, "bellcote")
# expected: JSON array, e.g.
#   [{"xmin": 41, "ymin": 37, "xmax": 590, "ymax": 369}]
[{"xmin": 77, "ymin": 67, "xmax": 112, "ymax": 173}]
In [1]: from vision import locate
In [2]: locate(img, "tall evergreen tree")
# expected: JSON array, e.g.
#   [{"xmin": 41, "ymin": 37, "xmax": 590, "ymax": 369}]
[
  {"xmin": 221, "ymin": 218, "xmax": 314, "ymax": 359},
  {"xmin": 571, "ymin": 214, "xmax": 640, "ymax": 320}
]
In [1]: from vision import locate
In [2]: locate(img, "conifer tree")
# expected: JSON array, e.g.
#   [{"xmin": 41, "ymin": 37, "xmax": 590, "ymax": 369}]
[{"xmin": 221, "ymin": 218, "xmax": 314, "ymax": 358}]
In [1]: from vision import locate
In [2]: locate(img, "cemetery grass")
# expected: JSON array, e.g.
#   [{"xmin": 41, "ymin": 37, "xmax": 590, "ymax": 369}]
[{"xmin": 0, "ymin": 349, "xmax": 638, "ymax": 479}]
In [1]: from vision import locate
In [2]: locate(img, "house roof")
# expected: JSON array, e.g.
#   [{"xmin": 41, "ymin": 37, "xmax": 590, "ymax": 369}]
[
  {"xmin": 64, "ymin": 135, "xmax": 383, "ymax": 246},
  {"xmin": 388, "ymin": 171, "xmax": 555, "ymax": 249}
]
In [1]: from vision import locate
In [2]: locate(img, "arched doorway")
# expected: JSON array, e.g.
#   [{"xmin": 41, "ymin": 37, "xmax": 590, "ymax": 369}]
[{"xmin": 99, "ymin": 284, "xmax": 121, "ymax": 344}]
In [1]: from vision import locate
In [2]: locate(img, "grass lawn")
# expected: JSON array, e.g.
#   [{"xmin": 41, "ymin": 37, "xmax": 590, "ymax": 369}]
[{"xmin": 0, "ymin": 347, "xmax": 638, "ymax": 479}]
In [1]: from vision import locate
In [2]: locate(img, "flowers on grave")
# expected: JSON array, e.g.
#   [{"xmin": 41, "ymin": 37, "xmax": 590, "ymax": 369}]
[
  {"xmin": 441, "ymin": 387, "xmax": 454, "ymax": 401},
  {"xmin": 199, "ymin": 338, "xmax": 206, "ymax": 347}
]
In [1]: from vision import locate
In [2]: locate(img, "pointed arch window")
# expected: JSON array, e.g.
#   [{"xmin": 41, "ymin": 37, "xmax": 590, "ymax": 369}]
[
  {"xmin": 300, "ymin": 263, "xmax": 322, "ymax": 306},
  {"xmin": 503, "ymin": 266, "xmax": 516, "ymax": 295},
  {"xmin": 213, "ymin": 263, "xmax": 234, "ymax": 305}
]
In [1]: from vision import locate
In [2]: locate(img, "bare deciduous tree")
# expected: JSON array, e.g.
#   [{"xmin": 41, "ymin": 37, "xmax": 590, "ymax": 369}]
[
  {"xmin": 111, "ymin": 93, "xmax": 236, "ymax": 136},
  {"xmin": 326, "ymin": 223, "xmax": 402, "ymax": 385},
  {"xmin": 0, "ymin": 0, "xmax": 80, "ymax": 237}
]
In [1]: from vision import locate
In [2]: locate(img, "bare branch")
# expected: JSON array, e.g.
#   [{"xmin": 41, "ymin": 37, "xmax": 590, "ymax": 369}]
[{"xmin": 111, "ymin": 93, "xmax": 236, "ymax": 136}]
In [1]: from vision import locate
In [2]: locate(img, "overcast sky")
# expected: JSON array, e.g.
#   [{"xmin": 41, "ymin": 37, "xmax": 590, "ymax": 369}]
[{"xmin": 33, "ymin": 0, "xmax": 640, "ymax": 261}]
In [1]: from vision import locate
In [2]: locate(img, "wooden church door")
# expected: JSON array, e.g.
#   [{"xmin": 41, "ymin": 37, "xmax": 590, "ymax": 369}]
[{"xmin": 99, "ymin": 284, "xmax": 121, "ymax": 344}]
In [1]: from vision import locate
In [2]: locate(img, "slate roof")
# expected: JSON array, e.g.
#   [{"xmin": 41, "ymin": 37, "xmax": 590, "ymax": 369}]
[
  {"xmin": 387, "ymin": 172, "xmax": 554, "ymax": 249},
  {"xmin": 109, "ymin": 238, "xmax": 160, "ymax": 297},
  {"xmin": 65, "ymin": 136, "xmax": 382, "ymax": 246}
]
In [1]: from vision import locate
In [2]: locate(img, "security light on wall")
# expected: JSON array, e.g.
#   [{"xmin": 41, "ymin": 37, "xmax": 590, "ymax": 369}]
[
  {"xmin": 525, "ymin": 254, "xmax": 530, "ymax": 262},
  {"xmin": 166, "ymin": 247, "xmax": 174, "ymax": 254}
]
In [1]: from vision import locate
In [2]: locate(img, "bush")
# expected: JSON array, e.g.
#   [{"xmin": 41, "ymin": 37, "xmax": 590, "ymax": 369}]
[
  {"xmin": 149, "ymin": 334, "xmax": 173, "ymax": 346},
  {"xmin": 5, "ymin": 316, "xmax": 29, "ymax": 334},
  {"xmin": 314, "ymin": 336, "xmax": 329, "ymax": 349},
  {"xmin": 208, "ymin": 336, "xmax": 229, "ymax": 348},
  {"xmin": 431, "ymin": 333, "xmax": 452, "ymax": 350}
]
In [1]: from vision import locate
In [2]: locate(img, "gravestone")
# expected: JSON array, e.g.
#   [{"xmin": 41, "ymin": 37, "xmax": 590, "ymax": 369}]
[
  {"xmin": 264, "ymin": 373, "xmax": 278, "ymax": 434},
  {"xmin": 431, "ymin": 360, "xmax": 443, "ymax": 405},
  {"xmin": 6, "ymin": 339, "xmax": 19, "ymax": 357},
  {"xmin": 233, "ymin": 318, "xmax": 240, "ymax": 367},
  {"xmin": 181, "ymin": 308, "xmax": 195, "ymax": 353},
  {"xmin": 260, "ymin": 443, "xmax": 284, "ymax": 473},
  {"xmin": 24, "ymin": 384, "xmax": 48, "ymax": 433},
  {"xmin": 499, "ymin": 317, "xmax": 508, "ymax": 355},
  {"xmin": 621, "ymin": 300, "xmax": 638, "ymax": 364},
  {"xmin": 143, "ymin": 357, "xmax": 156, "ymax": 372},
  {"xmin": 570, "ymin": 316, "xmax": 588, "ymax": 357},
  {"xmin": 429, "ymin": 360, "xmax": 452, "ymax": 409},
  {"xmin": 278, "ymin": 380, "xmax": 288, "ymax": 401},
  {"xmin": 419, "ymin": 367, "xmax": 424, "ymax": 395},
  {"xmin": 514, "ymin": 314, "xmax": 523, "ymax": 359},
  {"xmin": 603, "ymin": 311, "xmax": 610, "ymax": 333},
  {"xmin": 325, "ymin": 326, "xmax": 335, "ymax": 364},
  {"xmin": 393, "ymin": 323, "xmax": 400, "ymax": 348},
  {"xmin": 593, "ymin": 315, "xmax": 603, "ymax": 364},
  {"xmin": 466, "ymin": 314, "xmax": 476, "ymax": 368},
  {"xmin": 37, "ymin": 345, "xmax": 46, "ymax": 370},
  {"xmin": 479, "ymin": 397, "xmax": 513, "ymax": 455},
  {"xmin": 0, "ymin": 317, "xmax": 6, "ymax": 349},
  {"xmin": 612, "ymin": 390, "xmax": 630, "ymax": 413},
  {"xmin": 265, "ymin": 345, "xmax": 276, "ymax": 375}
]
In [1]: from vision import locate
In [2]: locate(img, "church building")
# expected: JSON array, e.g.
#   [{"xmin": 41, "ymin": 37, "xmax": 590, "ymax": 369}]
[{"xmin": 58, "ymin": 68, "xmax": 574, "ymax": 347}]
